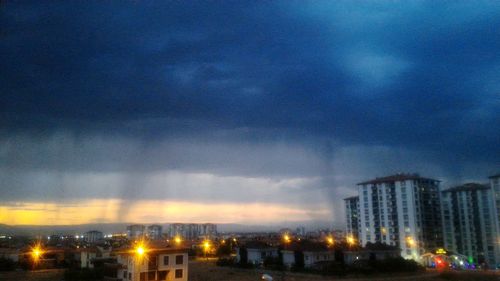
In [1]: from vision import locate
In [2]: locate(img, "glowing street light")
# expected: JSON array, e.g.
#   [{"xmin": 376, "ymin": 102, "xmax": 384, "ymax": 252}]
[
  {"xmin": 134, "ymin": 239, "xmax": 148, "ymax": 260},
  {"xmin": 174, "ymin": 236, "xmax": 182, "ymax": 245},
  {"xmin": 283, "ymin": 234, "xmax": 291, "ymax": 243},
  {"xmin": 32, "ymin": 247, "xmax": 42, "ymax": 261},
  {"xmin": 136, "ymin": 246, "xmax": 145, "ymax": 256},
  {"xmin": 346, "ymin": 235, "xmax": 355, "ymax": 246},
  {"xmin": 326, "ymin": 236, "xmax": 334, "ymax": 246},
  {"xmin": 406, "ymin": 237, "xmax": 416, "ymax": 247},
  {"xmin": 30, "ymin": 242, "xmax": 44, "ymax": 268},
  {"xmin": 203, "ymin": 240, "xmax": 210, "ymax": 260}
]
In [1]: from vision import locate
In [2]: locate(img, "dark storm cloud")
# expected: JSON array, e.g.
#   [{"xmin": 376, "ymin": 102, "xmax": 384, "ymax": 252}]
[
  {"xmin": 1, "ymin": 2, "xmax": 498, "ymax": 156},
  {"xmin": 0, "ymin": 1, "xmax": 499, "ymax": 221}
]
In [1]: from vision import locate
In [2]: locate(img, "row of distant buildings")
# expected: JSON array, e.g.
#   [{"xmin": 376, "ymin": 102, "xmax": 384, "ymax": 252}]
[
  {"xmin": 344, "ymin": 173, "xmax": 500, "ymax": 268},
  {"xmin": 126, "ymin": 223, "xmax": 217, "ymax": 240},
  {"xmin": 70, "ymin": 224, "xmax": 218, "ymax": 243}
]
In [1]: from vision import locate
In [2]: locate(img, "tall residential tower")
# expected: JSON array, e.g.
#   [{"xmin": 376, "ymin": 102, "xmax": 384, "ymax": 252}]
[
  {"xmin": 343, "ymin": 196, "xmax": 360, "ymax": 242},
  {"xmin": 441, "ymin": 183, "xmax": 498, "ymax": 267},
  {"xmin": 356, "ymin": 174, "xmax": 443, "ymax": 259}
]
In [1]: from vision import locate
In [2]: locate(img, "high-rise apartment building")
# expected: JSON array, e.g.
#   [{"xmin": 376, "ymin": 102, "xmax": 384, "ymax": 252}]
[
  {"xmin": 356, "ymin": 174, "xmax": 443, "ymax": 259},
  {"xmin": 441, "ymin": 183, "xmax": 498, "ymax": 267},
  {"xmin": 147, "ymin": 225, "xmax": 163, "ymax": 240},
  {"xmin": 489, "ymin": 173, "xmax": 500, "ymax": 267},
  {"xmin": 167, "ymin": 223, "xmax": 217, "ymax": 240},
  {"xmin": 127, "ymin": 224, "xmax": 146, "ymax": 240},
  {"xmin": 343, "ymin": 196, "xmax": 360, "ymax": 241},
  {"xmin": 84, "ymin": 230, "xmax": 104, "ymax": 243}
]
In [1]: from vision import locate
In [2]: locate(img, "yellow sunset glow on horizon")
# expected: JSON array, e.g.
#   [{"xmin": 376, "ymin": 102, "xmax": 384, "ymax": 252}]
[{"xmin": 0, "ymin": 199, "xmax": 331, "ymax": 225}]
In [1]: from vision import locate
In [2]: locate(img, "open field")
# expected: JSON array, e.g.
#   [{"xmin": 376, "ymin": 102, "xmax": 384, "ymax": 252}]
[
  {"xmin": 0, "ymin": 269, "xmax": 64, "ymax": 281},
  {"xmin": 189, "ymin": 260, "xmax": 432, "ymax": 281},
  {"xmin": 188, "ymin": 261, "xmax": 500, "ymax": 281}
]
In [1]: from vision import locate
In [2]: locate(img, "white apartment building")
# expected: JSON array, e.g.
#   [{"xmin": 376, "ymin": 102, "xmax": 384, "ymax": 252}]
[
  {"xmin": 200, "ymin": 223, "xmax": 217, "ymax": 238},
  {"xmin": 344, "ymin": 196, "xmax": 360, "ymax": 241},
  {"xmin": 441, "ymin": 183, "xmax": 498, "ymax": 267},
  {"xmin": 84, "ymin": 230, "xmax": 104, "ymax": 244},
  {"xmin": 112, "ymin": 242, "xmax": 188, "ymax": 281},
  {"xmin": 147, "ymin": 225, "xmax": 163, "ymax": 240},
  {"xmin": 357, "ymin": 174, "xmax": 443, "ymax": 260},
  {"xmin": 127, "ymin": 225, "xmax": 146, "ymax": 240},
  {"xmin": 167, "ymin": 223, "xmax": 217, "ymax": 240},
  {"xmin": 490, "ymin": 173, "xmax": 500, "ymax": 267}
]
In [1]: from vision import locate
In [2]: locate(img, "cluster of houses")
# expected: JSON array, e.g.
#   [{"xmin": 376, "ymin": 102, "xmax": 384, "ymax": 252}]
[
  {"xmin": 0, "ymin": 232, "xmax": 190, "ymax": 281},
  {"xmin": 235, "ymin": 240, "xmax": 401, "ymax": 269}
]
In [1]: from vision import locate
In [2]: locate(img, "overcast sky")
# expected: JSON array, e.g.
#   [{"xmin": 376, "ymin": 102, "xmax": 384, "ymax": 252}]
[{"xmin": 1, "ymin": 1, "xmax": 499, "ymax": 226}]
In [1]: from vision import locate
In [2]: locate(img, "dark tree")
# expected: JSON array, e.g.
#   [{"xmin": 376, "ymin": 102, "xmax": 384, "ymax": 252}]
[
  {"xmin": 238, "ymin": 247, "xmax": 248, "ymax": 265},
  {"xmin": 293, "ymin": 251, "xmax": 304, "ymax": 269}
]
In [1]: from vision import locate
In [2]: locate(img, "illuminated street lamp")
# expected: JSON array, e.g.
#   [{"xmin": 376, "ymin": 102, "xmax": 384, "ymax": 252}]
[
  {"xmin": 326, "ymin": 236, "xmax": 334, "ymax": 246},
  {"xmin": 203, "ymin": 240, "xmax": 210, "ymax": 260},
  {"xmin": 30, "ymin": 242, "xmax": 44, "ymax": 269},
  {"xmin": 406, "ymin": 236, "xmax": 416, "ymax": 247},
  {"xmin": 346, "ymin": 235, "xmax": 355, "ymax": 246},
  {"xmin": 134, "ymin": 240, "xmax": 148, "ymax": 261},
  {"xmin": 283, "ymin": 234, "xmax": 291, "ymax": 243},
  {"xmin": 174, "ymin": 236, "xmax": 182, "ymax": 246},
  {"xmin": 136, "ymin": 246, "xmax": 145, "ymax": 256},
  {"xmin": 31, "ymin": 246, "xmax": 42, "ymax": 262}
]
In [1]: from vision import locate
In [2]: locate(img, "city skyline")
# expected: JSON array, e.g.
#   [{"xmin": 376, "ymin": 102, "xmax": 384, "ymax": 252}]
[{"xmin": 1, "ymin": 2, "xmax": 500, "ymax": 225}]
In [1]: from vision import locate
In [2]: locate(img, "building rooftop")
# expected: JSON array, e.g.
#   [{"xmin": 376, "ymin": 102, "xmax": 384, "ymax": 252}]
[
  {"xmin": 357, "ymin": 173, "xmax": 439, "ymax": 185},
  {"xmin": 489, "ymin": 173, "xmax": 500, "ymax": 179},
  {"xmin": 343, "ymin": 196, "xmax": 359, "ymax": 201},
  {"xmin": 283, "ymin": 241, "xmax": 330, "ymax": 252},
  {"xmin": 242, "ymin": 241, "xmax": 275, "ymax": 250},
  {"xmin": 442, "ymin": 183, "xmax": 489, "ymax": 193},
  {"xmin": 112, "ymin": 241, "xmax": 188, "ymax": 255}
]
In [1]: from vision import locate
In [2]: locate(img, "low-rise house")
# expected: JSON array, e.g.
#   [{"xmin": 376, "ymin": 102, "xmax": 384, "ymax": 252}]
[
  {"xmin": 0, "ymin": 248, "xmax": 20, "ymax": 262},
  {"xmin": 344, "ymin": 242, "xmax": 400, "ymax": 265},
  {"xmin": 106, "ymin": 241, "xmax": 188, "ymax": 281},
  {"xmin": 236, "ymin": 241, "xmax": 278, "ymax": 265},
  {"xmin": 281, "ymin": 241, "xmax": 335, "ymax": 269},
  {"xmin": 79, "ymin": 247, "xmax": 98, "ymax": 268}
]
